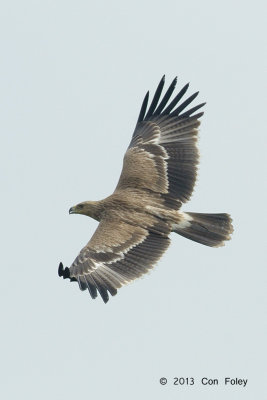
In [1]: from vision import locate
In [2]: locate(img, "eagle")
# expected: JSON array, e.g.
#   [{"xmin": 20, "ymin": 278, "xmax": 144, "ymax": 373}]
[{"xmin": 59, "ymin": 76, "xmax": 233, "ymax": 303}]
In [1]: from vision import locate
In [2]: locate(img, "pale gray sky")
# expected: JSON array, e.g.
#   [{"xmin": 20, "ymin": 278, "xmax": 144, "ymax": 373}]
[{"xmin": 0, "ymin": 1, "xmax": 266, "ymax": 399}]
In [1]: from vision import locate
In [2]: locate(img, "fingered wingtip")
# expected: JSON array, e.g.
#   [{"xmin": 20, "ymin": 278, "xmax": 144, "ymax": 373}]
[
  {"xmin": 63, "ymin": 267, "xmax": 70, "ymax": 279},
  {"xmin": 58, "ymin": 262, "xmax": 64, "ymax": 277},
  {"xmin": 58, "ymin": 262, "xmax": 70, "ymax": 279}
]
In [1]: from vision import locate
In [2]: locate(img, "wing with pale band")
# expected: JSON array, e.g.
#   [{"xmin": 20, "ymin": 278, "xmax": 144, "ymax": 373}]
[
  {"xmin": 59, "ymin": 217, "xmax": 170, "ymax": 303},
  {"xmin": 115, "ymin": 76, "xmax": 205, "ymax": 206}
]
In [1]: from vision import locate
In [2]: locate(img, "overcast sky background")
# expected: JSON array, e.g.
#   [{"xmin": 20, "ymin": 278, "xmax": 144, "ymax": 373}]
[{"xmin": 0, "ymin": 1, "xmax": 266, "ymax": 399}]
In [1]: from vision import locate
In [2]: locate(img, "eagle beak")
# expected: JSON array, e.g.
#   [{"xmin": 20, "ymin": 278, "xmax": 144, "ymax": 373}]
[{"xmin": 69, "ymin": 206, "xmax": 75, "ymax": 214}]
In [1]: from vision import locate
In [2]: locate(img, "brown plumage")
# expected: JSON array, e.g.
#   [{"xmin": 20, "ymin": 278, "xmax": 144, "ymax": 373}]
[{"xmin": 59, "ymin": 76, "xmax": 233, "ymax": 303}]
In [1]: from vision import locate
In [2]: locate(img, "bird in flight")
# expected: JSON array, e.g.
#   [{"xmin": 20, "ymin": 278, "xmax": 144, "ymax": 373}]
[{"xmin": 59, "ymin": 76, "xmax": 233, "ymax": 303}]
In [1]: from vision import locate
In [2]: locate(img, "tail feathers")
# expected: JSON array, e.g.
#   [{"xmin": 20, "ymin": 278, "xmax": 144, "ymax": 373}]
[{"xmin": 173, "ymin": 212, "xmax": 233, "ymax": 247}]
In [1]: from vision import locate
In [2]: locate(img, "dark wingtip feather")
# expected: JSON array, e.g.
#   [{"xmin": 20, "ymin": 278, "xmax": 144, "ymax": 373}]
[
  {"xmin": 162, "ymin": 82, "xmax": 190, "ymax": 115},
  {"xmin": 63, "ymin": 267, "xmax": 70, "ymax": 279},
  {"xmin": 179, "ymin": 102, "xmax": 206, "ymax": 118},
  {"xmin": 77, "ymin": 276, "xmax": 87, "ymax": 290},
  {"xmin": 171, "ymin": 91, "xmax": 199, "ymax": 116},
  {"xmin": 58, "ymin": 262, "xmax": 70, "ymax": 279},
  {"xmin": 58, "ymin": 262, "xmax": 64, "ymax": 277},
  {"xmin": 101, "ymin": 292, "xmax": 109, "ymax": 303},
  {"xmin": 189, "ymin": 111, "xmax": 204, "ymax": 120},
  {"xmin": 145, "ymin": 76, "xmax": 165, "ymax": 119},
  {"xmin": 136, "ymin": 78, "xmax": 205, "ymax": 122},
  {"xmin": 154, "ymin": 76, "xmax": 178, "ymax": 115},
  {"xmin": 84, "ymin": 275, "xmax": 98, "ymax": 299},
  {"xmin": 90, "ymin": 275, "xmax": 110, "ymax": 303},
  {"xmin": 98, "ymin": 287, "xmax": 109, "ymax": 303},
  {"xmin": 137, "ymin": 91, "xmax": 149, "ymax": 123}
]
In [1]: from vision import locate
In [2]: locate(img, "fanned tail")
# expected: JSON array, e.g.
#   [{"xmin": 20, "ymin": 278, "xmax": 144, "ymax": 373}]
[{"xmin": 173, "ymin": 212, "xmax": 233, "ymax": 247}]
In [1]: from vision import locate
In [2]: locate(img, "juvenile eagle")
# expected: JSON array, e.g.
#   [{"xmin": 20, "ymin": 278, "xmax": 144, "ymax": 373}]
[{"xmin": 59, "ymin": 76, "xmax": 233, "ymax": 303}]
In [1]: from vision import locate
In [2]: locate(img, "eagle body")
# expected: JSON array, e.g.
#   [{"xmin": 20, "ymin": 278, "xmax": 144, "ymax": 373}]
[
  {"xmin": 59, "ymin": 76, "xmax": 233, "ymax": 303},
  {"xmin": 70, "ymin": 189, "xmax": 182, "ymax": 228}
]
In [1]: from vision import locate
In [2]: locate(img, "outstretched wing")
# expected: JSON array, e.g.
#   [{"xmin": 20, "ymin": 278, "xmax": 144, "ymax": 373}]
[
  {"xmin": 59, "ymin": 217, "xmax": 170, "ymax": 303},
  {"xmin": 115, "ymin": 76, "xmax": 205, "ymax": 206}
]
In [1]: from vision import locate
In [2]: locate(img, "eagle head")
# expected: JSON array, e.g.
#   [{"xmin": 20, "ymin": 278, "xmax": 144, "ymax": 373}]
[{"xmin": 69, "ymin": 201, "xmax": 101, "ymax": 220}]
